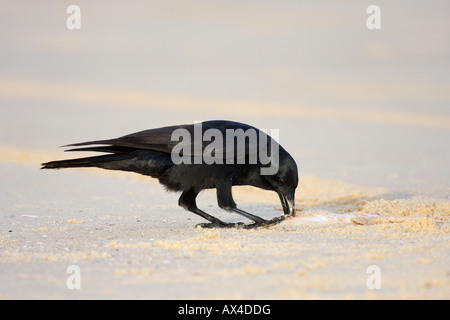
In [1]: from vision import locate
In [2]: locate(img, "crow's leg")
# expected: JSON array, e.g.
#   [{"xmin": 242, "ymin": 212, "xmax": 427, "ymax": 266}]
[
  {"xmin": 226, "ymin": 207, "xmax": 268, "ymax": 224},
  {"xmin": 178, "ymin": 189, "xmax": 243, "ymax": 228},
  {"xmin": 216, "ymin": 180, "xmax": 283, "ymax": 227}
]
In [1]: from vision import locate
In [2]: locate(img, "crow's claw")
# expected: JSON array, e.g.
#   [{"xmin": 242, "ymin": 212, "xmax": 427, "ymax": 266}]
[{"xmin": 195, "ymin": 221, "xmax": 246, "ymax": 229}]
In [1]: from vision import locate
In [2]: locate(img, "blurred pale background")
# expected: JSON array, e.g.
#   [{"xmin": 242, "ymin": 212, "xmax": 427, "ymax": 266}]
[{"xmin": 1, "ymin": 0, "xmax": 449, "ymax": 197}]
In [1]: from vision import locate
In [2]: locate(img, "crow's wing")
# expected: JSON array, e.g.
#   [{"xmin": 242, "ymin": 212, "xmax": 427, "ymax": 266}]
[
  {"xmin": 65, "ymin": 123, "xmax": 192, "ymax": 154},
  {"xmin": 65, "ymin": 120, "xmax": 277, "ymax": 163}
]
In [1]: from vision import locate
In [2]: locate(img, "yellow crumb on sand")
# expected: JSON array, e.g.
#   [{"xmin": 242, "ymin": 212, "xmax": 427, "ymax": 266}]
[{"xmin": 66, "ymin": 219, "xmax": 84, "ymax": 224}]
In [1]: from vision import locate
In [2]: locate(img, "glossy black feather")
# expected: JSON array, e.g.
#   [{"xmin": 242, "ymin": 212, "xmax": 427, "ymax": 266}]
[{"xmin": 41, "ymin": 120, "xmax": 298, "ymax": 227}]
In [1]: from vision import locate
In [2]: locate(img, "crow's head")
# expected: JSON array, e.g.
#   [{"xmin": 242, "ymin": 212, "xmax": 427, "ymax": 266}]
[{"xmin": 265, "ymin": 149, "xmax": 298, "ymax": 215}]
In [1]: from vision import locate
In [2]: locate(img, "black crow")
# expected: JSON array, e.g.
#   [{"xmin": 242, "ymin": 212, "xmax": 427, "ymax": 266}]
[{"xmin": 41, "ymin": 120, "xmax": 298, "ymax": 228}]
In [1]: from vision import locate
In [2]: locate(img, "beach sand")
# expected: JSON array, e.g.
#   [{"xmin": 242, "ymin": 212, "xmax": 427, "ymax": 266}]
[
  {"xmin": 0, "ymin": 139, "xmax": 448, "ymax": 299},
  {"xmin": 0, "ymin": 1, "xmax": 449, "ymax": 299}
]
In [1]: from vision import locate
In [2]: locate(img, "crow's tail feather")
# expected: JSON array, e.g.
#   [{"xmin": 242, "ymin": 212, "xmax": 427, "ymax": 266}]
[{"xmin": 41, "ymin": 153, "xmax": 133, "ymax": 170}]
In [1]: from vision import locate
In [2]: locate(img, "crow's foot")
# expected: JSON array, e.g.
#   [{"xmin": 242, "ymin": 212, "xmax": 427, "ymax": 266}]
[
  {"xmin": 195, "ymin": 221, "xmax": 246, "ymax": 229},
  {"xmin": 243, "ymin": 215, "xmax": 286, "ymax": 229},
  {"xmin": 195, "ymin": 215, "xmax": 287, "ymax": 229}
]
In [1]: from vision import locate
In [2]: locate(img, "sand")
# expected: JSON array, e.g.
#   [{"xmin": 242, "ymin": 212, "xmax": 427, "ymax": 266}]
[
  {"xmin": 0, "ymin": 153, "xmax": 448, "ymax": 299},
  {"xmin": 1, "ymin": 1, "xmax": 449, "ymax": 300}
]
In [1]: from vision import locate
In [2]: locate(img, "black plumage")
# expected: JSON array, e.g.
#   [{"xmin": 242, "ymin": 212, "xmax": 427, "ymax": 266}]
[{"xmin": 41, "ymin": 120, "xmax": 298, "ymax": 228}]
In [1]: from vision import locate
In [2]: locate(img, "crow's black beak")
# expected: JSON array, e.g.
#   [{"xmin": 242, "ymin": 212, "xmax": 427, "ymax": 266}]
[{"xmin": 278, "ymin": 188, "xmax": 295, "ymax": 216}]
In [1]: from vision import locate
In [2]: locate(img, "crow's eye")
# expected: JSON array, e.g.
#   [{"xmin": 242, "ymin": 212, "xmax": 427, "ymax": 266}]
[{"xmin": 278, "ymin": 177, "xmax": 285, "ymax": 184}]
